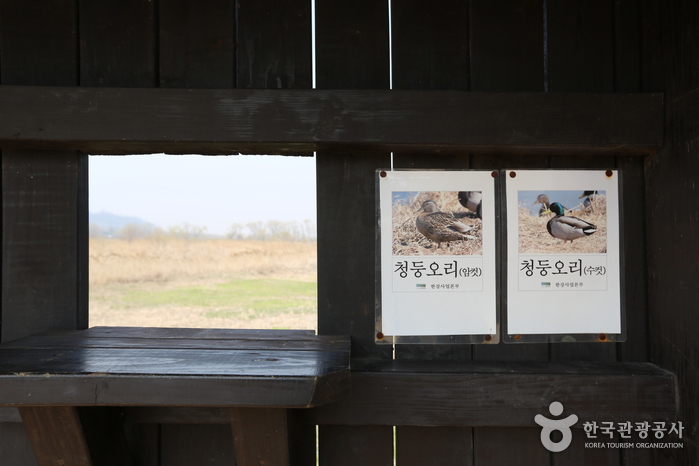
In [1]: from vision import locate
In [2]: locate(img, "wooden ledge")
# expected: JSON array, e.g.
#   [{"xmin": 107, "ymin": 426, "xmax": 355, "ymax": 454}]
[
  {"xmin": 0, "ymin": 85, "xmax": 662, "ymax": 156},
  {"xmin": 304, "ymin": 360, "xmax": 677, "ymax": 427},
  {"xmin": 0, "ymin": 327, "xmax": 351, "ymax": 408}
]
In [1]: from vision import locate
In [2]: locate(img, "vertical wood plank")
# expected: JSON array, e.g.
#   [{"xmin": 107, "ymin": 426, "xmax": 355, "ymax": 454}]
[
  {"xmin": 237, "ymin": 0, "xmax": 312, "ymax": 89},
  {"xmin": 159, "ymin": 0, "xmax": 236, "ymax": 89},
  {"xmin": 79, "ymin": 0, "xmax": 157, "ymax": 88},
  {"xmin": 230, "ymin": 407, "xmax": 290, "ymax": 466},
  {"xmin": 547, "ymin": 0, "xmax": 615, "ymax": 92},
  {"xmin": 554, "ymin": 428, "xmax": 620, "ymax": 465},
  {"xmin": 161, "ymin": 424, "xmax": 235, "ymax": 466},
  {"xmin": 18, "ymin": 407, "xmax": 92, "ymax": 466},
  {"xmin": 319, "ymin": 426, "xmax": 393, "ymax": 466},
  {"xmin": 315, "ymin": 2, "xmax": 393, "ymax": 464},
  {"xmin": 0, "ymin": 3, "xmax": 83, "ymax": 462},
  {"xmin": 474, "ymin": 428, "xmax": 548, "ymax": 465},
  {"xmin": 315, "ymin": 0, "xmax": 389, "ymax": 89},
  {"xmin": 470, "ymin": 0, "xmax": 545, "ymax": 91},
  {"xmin": 0, "ymin": 0, "xmax": 78, "ymax": 86},
  {"xmin": 469, "ymin": 3, "xmax": 550, "ymax": 464},
  {"xmin": 396, "ymin": 426, "xmax": 472, "ymax": 466},
  {"xmin": 390, "ymin": 4, "xmax": 474, "ymax": 460},
  {"xmin": 391, "ymin": 0, "xmax": 469, "ymax": 90},
  {"xmin": 2, "ymin": 152, "xmax": 83, "ymax": 342}
]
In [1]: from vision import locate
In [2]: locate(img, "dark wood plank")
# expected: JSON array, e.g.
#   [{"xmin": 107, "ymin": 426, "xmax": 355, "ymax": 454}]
[
  {"xmin": 79, "ymin": 0, "xmax": 157, "ymax": 87},
  {"xmin": 1, "ymin": 151, "xmax": 82, "ymax": 342},
  {"xmin": 9, "ymin": 335, "xmax": 349, "ymax": 352},
  {"xmin": 161, "ymin": 424, "xmax": 235, "ymax": 466},
  {"xmin": 0, "ymin": 347, "xmax": 349, "ymax": 378},
  {"xmin": 237, "ymin": 0, "xmax": 312, "ymax": 89},
  {"xmin": 391, "ymin": 0, "xmax": 469, "ymax": 90},
  {"xmin": 474, "ymin": 428, "xmax": 548, "ymax": 464},
  {"xmin": 315, "ymin": 0, "xmax": 389, "ymax": 89},
  {"xmin": 470, "ymin": 0, "xmax": 545, "ymax": 91},
  {"xmin": 314, "ymin": 3, "xmax": 392, "ymax": 463},
  {"xmin": 18, "ymin": 407, "xmax": 92, "ymax": 466},
  {"xmin": 547, "ymin": 0, "xmax": 615, "ymax": 92},
  {"xmin": 0, "ymin": 86, "xmax": 664, "ymax": 156},
  {"xmin": 396, "ymin": 426, "xmax": 472, "ymax": 466},
  {"xmin": 553, "ymin": 429, "xmax": 621, "ymax": 465},
  {"xmin": 0, "ymin": 0, "xmax": 77, "ymax": 86},
  {"xmin": 231, "ymin": 407, "xmax": 290, "ymax": 466},
  {"xmin": 159, "ymin": 0, "xmax": 235, "ymax": 88},
  {"xmin": 305, "ymin": 362, "xmax": 677, "ymax": 427},
  {"xmin": 319, "ymin": 426, "xmax": 393, "ymax": 466},
  {"xmin": 315, "ymin": 151, "xmax": 392, "ymax": 360}
]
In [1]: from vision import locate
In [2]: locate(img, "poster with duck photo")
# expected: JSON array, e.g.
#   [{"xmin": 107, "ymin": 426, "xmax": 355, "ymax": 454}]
[
  {"xmin": 377, "ymin": 170, "xmax": 497, "ymax": 341},
  {"xmin": 505, "ymin": 169, "xmax": 623, "ymax": 339}
]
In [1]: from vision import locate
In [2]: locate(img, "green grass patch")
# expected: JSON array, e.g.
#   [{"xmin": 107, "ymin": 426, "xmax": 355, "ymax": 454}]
[{"xmin": 122, "ymin": 278, "xmax": 316, "ymax": 319}]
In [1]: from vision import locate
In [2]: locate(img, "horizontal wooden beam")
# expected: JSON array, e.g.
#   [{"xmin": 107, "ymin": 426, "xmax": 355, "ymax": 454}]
[
  {"xmin": 0, "ymin": 85, "xmax": 662, "ymax": 156},
  {"xmin": 302, "ymin": 361, "xmax": 677, "ymax": 427}
]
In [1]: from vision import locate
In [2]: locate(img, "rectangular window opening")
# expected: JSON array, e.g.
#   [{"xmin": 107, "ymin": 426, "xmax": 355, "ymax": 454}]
[{"xmin": 88, "ymin": 153, "xmax": 318, "ymax": 331}]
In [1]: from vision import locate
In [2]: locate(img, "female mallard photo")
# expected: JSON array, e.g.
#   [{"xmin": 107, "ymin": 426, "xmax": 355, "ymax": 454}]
[
  {"xmin": 532, "ymin": 193, "xmax": 551, "ymax": 217},
  {"xmin": 543, "ymin": 202, "xmax": 597, "ymax": 243},
  {"xmin": 416, "ymin": 200, "xmax": 476, "ymax": 248}
]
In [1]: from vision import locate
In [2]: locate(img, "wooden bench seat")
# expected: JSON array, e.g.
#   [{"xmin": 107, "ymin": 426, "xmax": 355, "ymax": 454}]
[{"xmin": 0, "ymin": 326, "xmax": 351, "ymax": 466}]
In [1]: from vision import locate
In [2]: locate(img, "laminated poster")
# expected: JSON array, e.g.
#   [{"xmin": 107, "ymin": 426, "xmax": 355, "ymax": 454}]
[
  {"xmin": 505, "ymin": 169, "xmax": 623, "ymax": 339},
  {"xmin": 377, "ymin": 170, "xmax": 497, "ymax": 340}
]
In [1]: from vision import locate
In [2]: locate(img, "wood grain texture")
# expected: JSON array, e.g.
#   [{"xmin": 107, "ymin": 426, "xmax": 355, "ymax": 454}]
[
  {"xmin": 159, "ymin": 0, "xmax": 235, "ymax": 89},
  {"xmin": 0, "ymin": 86, "xmax": 664, "ymax": 156},
  {"xmin": 237, "ymin": 0, "xmax": 312, "ymax": 89},
  {"xmin": 305, "ymin": 361, "xmax": 677, "ymax": 427},
  {"xmin": 78, "ymin": 0, "xmax": 157, "ymax": 88},
  {"xmin": 0, "ymin": 328, "xmax": 351, "ymax": 407},
  {"xmin": 18, "ymin": 407, "xmax": 92, "ymax": 466},
  {"xmin": 231, "ymin": 407, "xmax": 290, "ymax": 466},
  {"xmin": 1, "ymin": 151, "xmax": 82, "ymax": 343}
]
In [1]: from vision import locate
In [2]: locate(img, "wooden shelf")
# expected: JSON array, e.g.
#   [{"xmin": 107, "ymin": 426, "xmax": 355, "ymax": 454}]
[{"xmin": 0, "ymin": 85, "xmax": 662, "ymax": 156}]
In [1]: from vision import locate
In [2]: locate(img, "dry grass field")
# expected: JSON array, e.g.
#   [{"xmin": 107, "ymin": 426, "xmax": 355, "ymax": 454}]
[
  {"xmin": 90, "ymin": 238, "xmax": 317, "ymax": 329},
  {"xmin": 518, "ymin": 196, "xmax": 607, "ymax": 254},
  {"xmin": 392, "ymin": 191, "xmax": 483, "ymax": 256}
]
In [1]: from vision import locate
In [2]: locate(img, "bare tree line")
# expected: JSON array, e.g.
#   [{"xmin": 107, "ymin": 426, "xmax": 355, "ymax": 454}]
[{"xmin": 89, "ymin": 220, "xmax": 316, "ymax": 242}]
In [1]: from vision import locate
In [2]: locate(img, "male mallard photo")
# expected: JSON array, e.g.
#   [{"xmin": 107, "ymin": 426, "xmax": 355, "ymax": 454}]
[
  {"xmin": 543, "ymin": 202, "xmax": 597, "ymax": 243},
  {"xmin": 416, "ymin": 200, "xmax": 476, "ymax": 248},
  {"xmin": 458, "ymin": 191, "xmax": 482, "ymax": 217},
  {"xmin": 579, "ymin": 190, "xmax": 604, "ymax": 210}
]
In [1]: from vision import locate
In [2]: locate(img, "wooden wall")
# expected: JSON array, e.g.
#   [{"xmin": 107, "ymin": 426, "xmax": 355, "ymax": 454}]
[{"xmin": 0, "ymin": 0, "xmax": 695, "ymax": 464}]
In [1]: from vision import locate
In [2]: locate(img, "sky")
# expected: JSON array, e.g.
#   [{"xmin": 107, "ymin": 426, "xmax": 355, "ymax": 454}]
[{"xmin": 89, "ymin": 154, "xmax": 317, "ymax": 236}]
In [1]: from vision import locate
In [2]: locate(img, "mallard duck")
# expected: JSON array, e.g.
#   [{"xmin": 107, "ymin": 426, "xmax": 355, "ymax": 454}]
[
  {"xmin": 532, "ymin": 194, "xmax": 551, "ymax": 217},
  {"xmin": 543, "ymin": 202, "xmax": 597, "ymax": 243},
  {"xmin": 416, "ymin": 200, "xmax": 476, "ymax": 248},
  {"xmin": 458, "ymin": 191, "xmax": 482, "ymax": 219},
  {"xmin": 579, "ymin": 190, "xmax": 604, "ymax": 210}
]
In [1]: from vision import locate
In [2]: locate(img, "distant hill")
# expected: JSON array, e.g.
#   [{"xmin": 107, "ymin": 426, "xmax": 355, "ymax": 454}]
[{"xmin": 89, "ymin": 211, "xmax": 154, "ymax": 237}]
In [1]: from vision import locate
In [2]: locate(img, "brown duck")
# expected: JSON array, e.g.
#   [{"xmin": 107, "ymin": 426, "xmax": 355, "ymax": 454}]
[{"xmin": 416, "ymin": 200, "xmax": 476, "ymax": 248}]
